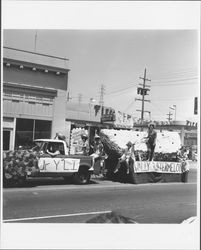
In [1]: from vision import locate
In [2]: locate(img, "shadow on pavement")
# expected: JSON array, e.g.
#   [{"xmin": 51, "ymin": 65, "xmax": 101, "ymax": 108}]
[{"xmin": 3, "ymin": 177, "xmax": 100, "ymax": 188}]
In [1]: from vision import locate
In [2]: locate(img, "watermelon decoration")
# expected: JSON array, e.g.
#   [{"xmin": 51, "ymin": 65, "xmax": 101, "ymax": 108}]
[{"xmin": 3, "ymin": 149, "xmax": 40, "ymax": 187}]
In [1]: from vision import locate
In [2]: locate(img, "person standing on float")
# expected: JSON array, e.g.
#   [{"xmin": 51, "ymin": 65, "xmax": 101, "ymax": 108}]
[{"xmin": 145, "ymin": 123, "xmax": 157, "ymax": 161}]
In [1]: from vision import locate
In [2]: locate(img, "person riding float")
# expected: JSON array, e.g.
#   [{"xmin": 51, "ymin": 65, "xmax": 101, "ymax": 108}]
[
  {"xmin": 114, "ymin": 141, "xmax": 135, "ymax": 175},
  {"xmin": 90, "ymin": 134, "xmax": 104, "ymax": 163},
  {"xmin": 76, "ymin": 133, "xmax": 90, "ymax": 155}
]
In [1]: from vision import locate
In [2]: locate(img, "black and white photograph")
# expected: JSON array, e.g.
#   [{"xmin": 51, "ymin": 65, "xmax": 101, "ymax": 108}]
[{"xmin": 1, "ymin": 1, "xmax": 200, "ymax": 249}]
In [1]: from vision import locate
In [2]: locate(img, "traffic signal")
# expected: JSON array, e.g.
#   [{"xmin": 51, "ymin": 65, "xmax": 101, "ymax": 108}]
[
  {"xmin": 137, "ymin": 87, "xmax": 150, "ymax": 95},
  {"xmin": 137, "ymin": 87, "xmax": 142, "ymax": 95},
  {"xmin": 143, "ymin": 89, "xmax": 148, "ymax": 95}
]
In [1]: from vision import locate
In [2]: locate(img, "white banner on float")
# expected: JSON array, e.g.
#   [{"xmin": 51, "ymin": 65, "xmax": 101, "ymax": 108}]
[
  {"xmin": 38, "ymin": 157, "xmax": 80, "ymax": 172},
  {"xmin": 134, "ymin": 161, "xmax": 182, "ymax": 174}
]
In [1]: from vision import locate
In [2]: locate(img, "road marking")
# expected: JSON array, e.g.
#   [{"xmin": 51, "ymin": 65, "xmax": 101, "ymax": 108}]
[{"xmin": 3, "ymin": 210, "xmax": 112, "ymax": 222}]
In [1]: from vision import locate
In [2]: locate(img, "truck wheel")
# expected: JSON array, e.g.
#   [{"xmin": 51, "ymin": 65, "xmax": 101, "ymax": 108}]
[{"xmin": 73, "ymin": 168, "xmax": 90, "ymax": 184}]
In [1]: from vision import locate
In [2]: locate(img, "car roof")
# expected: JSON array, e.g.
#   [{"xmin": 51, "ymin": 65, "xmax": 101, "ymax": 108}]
[{"xmin": 34, "ymin": 139, "xmax": 65, "ymax": 143}]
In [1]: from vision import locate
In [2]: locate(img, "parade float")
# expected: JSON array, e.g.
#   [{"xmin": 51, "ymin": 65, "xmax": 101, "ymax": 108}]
[
  {"xmin": 3, "ymin": 149, "xmax": 40, "ymax": 186},
  {"xmin": 100, "ymin": 129, "xmax": 189, "ymax": 184},
  {"xmin": 69, "ymin": 128, "xmax": 89, "ymax": 154}
]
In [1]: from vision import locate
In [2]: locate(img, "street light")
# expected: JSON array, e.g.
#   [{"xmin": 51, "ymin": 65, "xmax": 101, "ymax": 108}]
[
  {"xmin": 89, "ymin": 98, "xmax": 96, "ymax": 104},
  {"xmin": 169, "ymin": 105, "xmax": 176, "ymax": 121}
]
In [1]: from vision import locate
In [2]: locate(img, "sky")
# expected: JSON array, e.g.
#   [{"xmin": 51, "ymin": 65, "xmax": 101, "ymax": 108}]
[{"xmin": 3, "ymin": 29, "xmax": 198, "ymax": 122}]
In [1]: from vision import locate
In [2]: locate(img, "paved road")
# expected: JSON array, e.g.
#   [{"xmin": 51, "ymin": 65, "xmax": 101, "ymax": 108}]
[{"xmin": 3, "ymin": 168, "xmax": 197, "ymax": 224}]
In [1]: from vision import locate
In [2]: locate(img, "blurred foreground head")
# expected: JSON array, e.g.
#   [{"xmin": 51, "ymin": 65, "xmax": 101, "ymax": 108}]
[{"xmin": 86, "ymin": 211, "xmax": 138, "ymax": 224}]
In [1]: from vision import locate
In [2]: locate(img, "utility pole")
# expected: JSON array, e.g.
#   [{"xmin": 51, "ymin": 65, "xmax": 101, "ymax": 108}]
[
  {"xmin": 78, "ymin": 93, "xmax": 82, "ymax": 120},
  {"xmin": 166, "ymin": 110, "xmax": 173, "ymax": 122},
  {"xmin": 99, "ymin": 84, "xmax": 105, "ymax": 117},
  {"xmin": 78, "ymin": 93, "xmax": 82, "ymax": 105},
  {"xmin": 169, "ymin": 105, "xmax": 176, "ymax": 121},
  {"xmin": 67, "ymin": 92, "xmax": 72, "ymax": 102},
  {"xmin": 135, "ymin": 68, "xmax": 151, "ymax": 124}
]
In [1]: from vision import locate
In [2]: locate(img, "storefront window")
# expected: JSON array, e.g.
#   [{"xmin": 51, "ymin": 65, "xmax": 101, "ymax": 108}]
[
  {"xmin": 15, "ymin": 118, "xmax": 34, "ymax": 149},
  {"xmin": 3, "ymin": 130, "xmax": 10, "ymax": 150},
  {"xmin": 15, "ymin": 118, "xmax": 51, "ymax": 149},
  {"xmin": 34, "ymin": 120, "xmax": 51, "ymax": 139}
]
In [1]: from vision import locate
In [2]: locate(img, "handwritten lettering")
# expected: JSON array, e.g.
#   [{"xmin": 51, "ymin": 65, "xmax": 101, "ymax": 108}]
[
  {"xmin": 134, "ymin": 161, "xmax": 182, "ymax": 174},
  {"xmin": 39, "ymin": 160, "xmax": 50, "ymax": 170},
  {"xmin": 39, "ymin": 158, "xmax": 80, "ymax": 172},
  {"xmin": 53, "ymin": 160, "xmax": 60, "ymax": 170}
]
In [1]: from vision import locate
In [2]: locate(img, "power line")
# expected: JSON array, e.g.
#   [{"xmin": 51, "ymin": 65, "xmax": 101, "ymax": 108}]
[
  {"xmin": 151, "ymin": 81, "xmax": 198, "ymax": 87},
  {"xmin": 124, "ymin": 98, "xmax": 136, "ymax": 112},
  {"xmin": 105, "ymin": 85, "xmax": 134, "ymax": 96},
  {"xmin": 151, "ymin": 73, "xmax": 198, "ymax": 81},
  {"xmin": 152, "ymin": 96, "xmax": 194, "ymax": 102},
  {"xmin": 149, "ymin": 101, "xmax": 166, "ymax": 117},
  {"xmin": 150, "ymin": 67, "xmax": 198, "ymax": 78},
  {"xmin": 151, "ymin": 77, "xmax": 197, "ymax": 83}
]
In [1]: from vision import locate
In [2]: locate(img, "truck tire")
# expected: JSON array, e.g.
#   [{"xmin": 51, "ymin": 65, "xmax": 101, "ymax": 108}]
[{"xmin": 73, "ymin": 167, "xmax": 90, "ymax": 184}]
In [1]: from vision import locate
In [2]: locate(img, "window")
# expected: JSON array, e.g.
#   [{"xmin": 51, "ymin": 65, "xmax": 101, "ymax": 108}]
[
  {"xmin": 3, "ymin": 130, "xmax": 10, "ymax": 150},
  {"xmin": 15, "ymin": 118, "xmax": 52, "ymax": 149},
  {"xmin": 34, "ymin": 120, "xmax": 52, "ymax": 139},
  {"xmin": 15, "ymin": 118, "xmax": 34, "ymax": 149}
]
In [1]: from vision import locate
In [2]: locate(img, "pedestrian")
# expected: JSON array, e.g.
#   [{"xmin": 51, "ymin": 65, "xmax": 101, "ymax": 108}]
[
  {"xmin": 114, "ymin": 141, "xmax": 135, "ymax": 175},
  {"xmin": 145, "ymin": 122, "xmax": 157, "ymax": 161},
  {"xmin": 177, "ymin": 146, "xmax": 190, "ymax": 173}
]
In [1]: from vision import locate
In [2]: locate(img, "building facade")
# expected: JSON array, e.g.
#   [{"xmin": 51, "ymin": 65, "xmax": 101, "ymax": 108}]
[{"xmin": 3, "ymin": 47, "xmax": 70, "ymax": 150}]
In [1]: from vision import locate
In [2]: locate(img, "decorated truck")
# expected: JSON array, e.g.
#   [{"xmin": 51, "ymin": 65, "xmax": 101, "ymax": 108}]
[
  {"xmin": 3, "ymin": 139, "xmax": 94, "ymax": 186},
  {"xmin": 100, "ymin": 129, "xmax": 189, "ymax": 184}
]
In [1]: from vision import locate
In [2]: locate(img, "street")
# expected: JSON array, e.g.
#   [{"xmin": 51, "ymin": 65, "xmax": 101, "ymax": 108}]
[{"xmin": 3, "ymin": 164, "xmax": 197, "ymax": 224}]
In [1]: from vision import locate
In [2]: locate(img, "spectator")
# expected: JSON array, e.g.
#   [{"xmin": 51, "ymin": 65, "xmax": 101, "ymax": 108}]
[{"xmin": 177, "ymin": 146, "xmax": 190, "ymax": 172}]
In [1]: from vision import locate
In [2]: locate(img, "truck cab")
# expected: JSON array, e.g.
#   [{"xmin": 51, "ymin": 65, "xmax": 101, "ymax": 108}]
[{"xmin": 30, "ymin": 139, "xmax": 94, "ymax": 184}]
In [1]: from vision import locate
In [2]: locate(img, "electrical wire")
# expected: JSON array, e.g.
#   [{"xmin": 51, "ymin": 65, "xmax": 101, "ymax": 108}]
[
  {"xmin": 150, "ymin": 67, "xmax": 198, "ymax": 78},
  {"xmin": 151, "ymin": 73, "xmax": 198, "ymax": 81},
  {"xmin": 106, "ymin": 84, "xmax": 135, "ymax": 96},
  {"xmin": 151, "ymin": 81, "xmax": 198, "ymax": 87},
  {"xmin": 124, "ymin": 98, "xmax": 136, "ymax": 112},
  {"xmin": 151, "ymin": 77, "xmax": 198, "ymax": 83}
]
